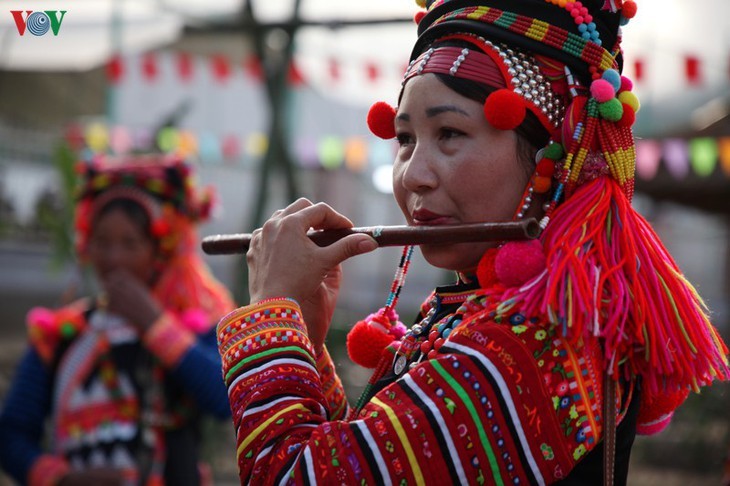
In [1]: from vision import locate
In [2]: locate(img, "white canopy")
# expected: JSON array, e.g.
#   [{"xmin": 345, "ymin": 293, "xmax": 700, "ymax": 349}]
[{"xmin": 0, "ymin": 0, "xmax": 182, "ymax": 71}]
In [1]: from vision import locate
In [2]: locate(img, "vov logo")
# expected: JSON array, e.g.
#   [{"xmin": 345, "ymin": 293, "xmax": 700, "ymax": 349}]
[{"xmin": 10, "ymin": 10, "xmax": 67, "ymax": 36}]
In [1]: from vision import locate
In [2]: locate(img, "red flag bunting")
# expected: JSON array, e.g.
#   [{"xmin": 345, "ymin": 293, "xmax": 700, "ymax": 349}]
[
  {"xmin": 177, "ymin": 52, "xmax": 193, "ymax": 82},
  {"xmin": 632, "ymin": 58, "xmax": 644, "ymax": 83},
  {"xmin": 141, "ymin": 52, "xmax": 158, "ymax": 81},
  {"xmin": 211, "ymin": 55, "xmax": 231, "ymax": 83},
  {"xmin": 244, "ymin": 55, "xmax": 264, "ymax": 81},
  {"xmin": 366, "ymin": 62, "xmax": 380, "ymax": 82},
  {"xmin": 328, "ymin": 58, "xmax": 340, "ymax": 82},
  {"xmin": 685, "ymin": 55, "xmax": 701, "ymax": 86},
  {"xmin": 106, "ymin": 55, "xmax": 124, "ymax": 84},
  {"xmin": 288, "ymin": 61, "xmax": 306, "ymax": 86}
]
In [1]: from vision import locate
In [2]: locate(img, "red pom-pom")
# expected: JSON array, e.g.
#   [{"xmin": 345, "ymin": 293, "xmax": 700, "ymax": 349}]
[
  {"xmin": 637, "ymin": 387, "xmax": 689, "ymax": 435},
  {"xmin": 616, "ymin": 103, "xmax": 636, "ymax": 128},
  {"xmin": 152, "ymin": 219, "xmax": 171, "ymax": 237},
  {"xmin": 484, "ymin": 89, "xmax": 526, "ymax": 130},
  {"xmin": 476, "ymin": 248, "xmax": 499, "ymax": 288},
  {"xmin": 495, "ymin": 240, "xmax": 546, "ymax": 287},
  {"xmin": 536, "ymin": 158, "xmax": 556, "ymax": 177},
  {"xmin": 413, "ymin": 10, "xmax": 427, "ymax": 24},
  {"xmin": 347, "ymin": 311, "xmax": 396, "ymax": 368},
  {"xmin": 622, "ymin": 0, "xmax": 638, "ymax": 19},
  {"xmin": 367, "ymin": 101, "xmax": 397, "ymax": 139}
]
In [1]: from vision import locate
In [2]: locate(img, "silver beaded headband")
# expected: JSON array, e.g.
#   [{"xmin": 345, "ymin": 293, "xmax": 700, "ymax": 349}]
[{"xmin": 403, "ymin": 39, "xmax": 566, "ymax": 130}]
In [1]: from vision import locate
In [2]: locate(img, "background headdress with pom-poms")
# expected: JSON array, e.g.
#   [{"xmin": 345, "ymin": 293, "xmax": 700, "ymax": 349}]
[
  {"xmin": 74, "ymin": 153, "xmax": 233, "ymax": 325},
  {"xmin": 74, "ymin": 154, "xmax": 216, "ymax": 261}
]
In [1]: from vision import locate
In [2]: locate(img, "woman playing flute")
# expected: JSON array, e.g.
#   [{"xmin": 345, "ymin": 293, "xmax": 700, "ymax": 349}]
[{"xmin": 217, "ymin": 1, "xmax": 729, "ymax": 484}]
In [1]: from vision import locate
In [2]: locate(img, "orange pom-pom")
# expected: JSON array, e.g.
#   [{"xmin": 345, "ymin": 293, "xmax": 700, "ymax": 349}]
[
  {"xmin": 347, "ymin": 313, "xmax": 396, "ymax": 368},
  {"xmin": 484, "ymin": 89, "xmax": 526, "ymax": 130},
  {"xmin": 367, "ymin": 101, "xmax": 397, "ymax": 139},
  {"xmin": 532, "ymin": 175, "xmax": 552, "ymax": 194},
  {"xmin": 413, "ymin": 10, "xmax": 427, "ymax": 24}
]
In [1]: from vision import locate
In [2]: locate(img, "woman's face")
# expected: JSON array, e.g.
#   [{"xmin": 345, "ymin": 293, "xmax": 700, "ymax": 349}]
[
  {"xmin": 87, "ymin": 207, "xmax": 157, "ymax": 285},
  {"xmin": 393, "ymin": 74, "xmax": 531, "ymax": 274}
]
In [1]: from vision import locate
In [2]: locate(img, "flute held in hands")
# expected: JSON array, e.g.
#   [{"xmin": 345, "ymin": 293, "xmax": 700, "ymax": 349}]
[{"xmin": 201, "ymin": 218, "xmax": 539, "ymax": 255}]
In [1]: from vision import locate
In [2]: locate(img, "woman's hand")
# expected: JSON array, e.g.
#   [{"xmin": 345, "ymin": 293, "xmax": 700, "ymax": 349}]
[
  {"xmin": 102, "ymin": 268, "xmax": 163, "ymax": 333},
  {"xmin": 247, "ymin": 198, "xmax": 378, "ymax": 352}
]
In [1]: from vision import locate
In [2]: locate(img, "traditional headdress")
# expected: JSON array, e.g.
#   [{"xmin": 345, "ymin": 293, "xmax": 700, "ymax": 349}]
[
  {"xmin": 74, "ymin": 154, "xmax": 233, "ymax": 324},
  {"xmin": 357, "ymin": 0, "xmax": 728, "ymax": 428}
]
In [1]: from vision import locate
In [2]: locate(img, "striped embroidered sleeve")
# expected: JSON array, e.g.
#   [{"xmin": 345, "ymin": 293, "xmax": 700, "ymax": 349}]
[
  {"xmin": 217, "ymin": 299, "xmax": 595, "ymax": 484},
  {"xmin": 315, "ymin": 347, "xmax": 351, "ymax": 420}
]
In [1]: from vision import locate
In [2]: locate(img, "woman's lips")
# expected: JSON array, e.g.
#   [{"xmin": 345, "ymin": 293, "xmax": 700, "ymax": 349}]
[{"xmin": 411, "ymin": 209, "xmax": 455, "ymax": 226}]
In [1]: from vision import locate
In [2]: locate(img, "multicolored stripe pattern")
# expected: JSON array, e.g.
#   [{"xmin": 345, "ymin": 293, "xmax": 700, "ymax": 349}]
[
  {"xmin": 427, "ymin": 6, "xmax": 617, "ymax": 72},
  {"xmin": 218, "ymin": 296, "xmax": 611, "ymax": 484}
]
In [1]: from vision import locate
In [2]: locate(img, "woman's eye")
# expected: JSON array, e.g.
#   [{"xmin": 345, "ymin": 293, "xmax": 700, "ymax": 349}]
[{"xmin": 440, "ymin": 128, "xmax": 464, "ymax": 140}]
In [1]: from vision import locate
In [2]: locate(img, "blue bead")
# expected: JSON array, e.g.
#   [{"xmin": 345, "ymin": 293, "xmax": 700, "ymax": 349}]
[
  {"xmin": 581, "ymin": 32, "xmax": 591, "ymax": 40},
  {"xmin": 578, "ymin": 24, "xmax": 588, "ymax": 33},
  {"xmin": 443, "ymin": 328, "xmax": 452, "ymax": 338}
]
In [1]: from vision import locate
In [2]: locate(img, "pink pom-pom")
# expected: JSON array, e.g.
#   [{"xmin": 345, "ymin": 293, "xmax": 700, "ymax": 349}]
[
  {"xmin": 484, "ymin": 89, "xmax": 526, "ymax": 130},
  {"xmin": 367, "ymin": 101, "xmax": 397, "ymax": 139},
  {"xmin": 495, "ymin": 240, "xmax": 546, "ymax": 288},
  {"xmin": 180, "ymin": 308, "xmax": 210, "ymax": 333},
  {"xmin": 390, "ymin": 322, "xmax": 407, "ymax": 339},
  {"xmin": 27, "ymin": 307, "xmax": 56, "ymax": 331},
  {"xmin": 590, "ymin": 79, "xmax": 616, "ymax": 103},
  {"xmin": 619, "ymin": 75, "xmax": 634, "ymax": 93}
]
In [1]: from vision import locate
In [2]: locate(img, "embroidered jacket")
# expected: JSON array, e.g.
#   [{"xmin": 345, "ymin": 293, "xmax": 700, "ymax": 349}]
[{"xmin": 218, "ymin": 284, "xmax": 637, "ymax": 485}]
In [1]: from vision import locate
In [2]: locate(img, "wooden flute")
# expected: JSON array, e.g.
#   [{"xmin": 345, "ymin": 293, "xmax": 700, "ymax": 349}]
[{"xmin": 202, "ymin": 218, "xmax": 539, "ymax": 255}]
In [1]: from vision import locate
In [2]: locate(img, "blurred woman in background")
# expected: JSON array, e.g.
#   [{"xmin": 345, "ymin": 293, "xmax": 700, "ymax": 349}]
[{"xmin": 0, "ymin": 156, "xmax": 234, "ymax": 485}]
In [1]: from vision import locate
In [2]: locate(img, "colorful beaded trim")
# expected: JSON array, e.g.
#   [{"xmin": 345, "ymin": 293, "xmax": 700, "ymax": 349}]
[{"xmin": 428, "ymin": 6, "xmax": 617, "ymax": 73}]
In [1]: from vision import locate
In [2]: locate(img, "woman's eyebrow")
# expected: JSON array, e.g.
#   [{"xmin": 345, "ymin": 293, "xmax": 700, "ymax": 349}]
[
  {"xmin": 396, "ymin": 105, "xmax": 469, "ymax": 122},
  {"xmin": 426, "ymin": 105, "xmax": 470, "ymax": 117}
]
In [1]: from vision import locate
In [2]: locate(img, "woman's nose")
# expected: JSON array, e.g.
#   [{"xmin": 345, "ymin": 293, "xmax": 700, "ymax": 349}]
[
  {"xmin": 400, "ymin": 142, "xmax": 439, "ymax": 192},
  {"xmin": 103, "ymin": 244, "xmax": 127, "ymax": 268}
]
